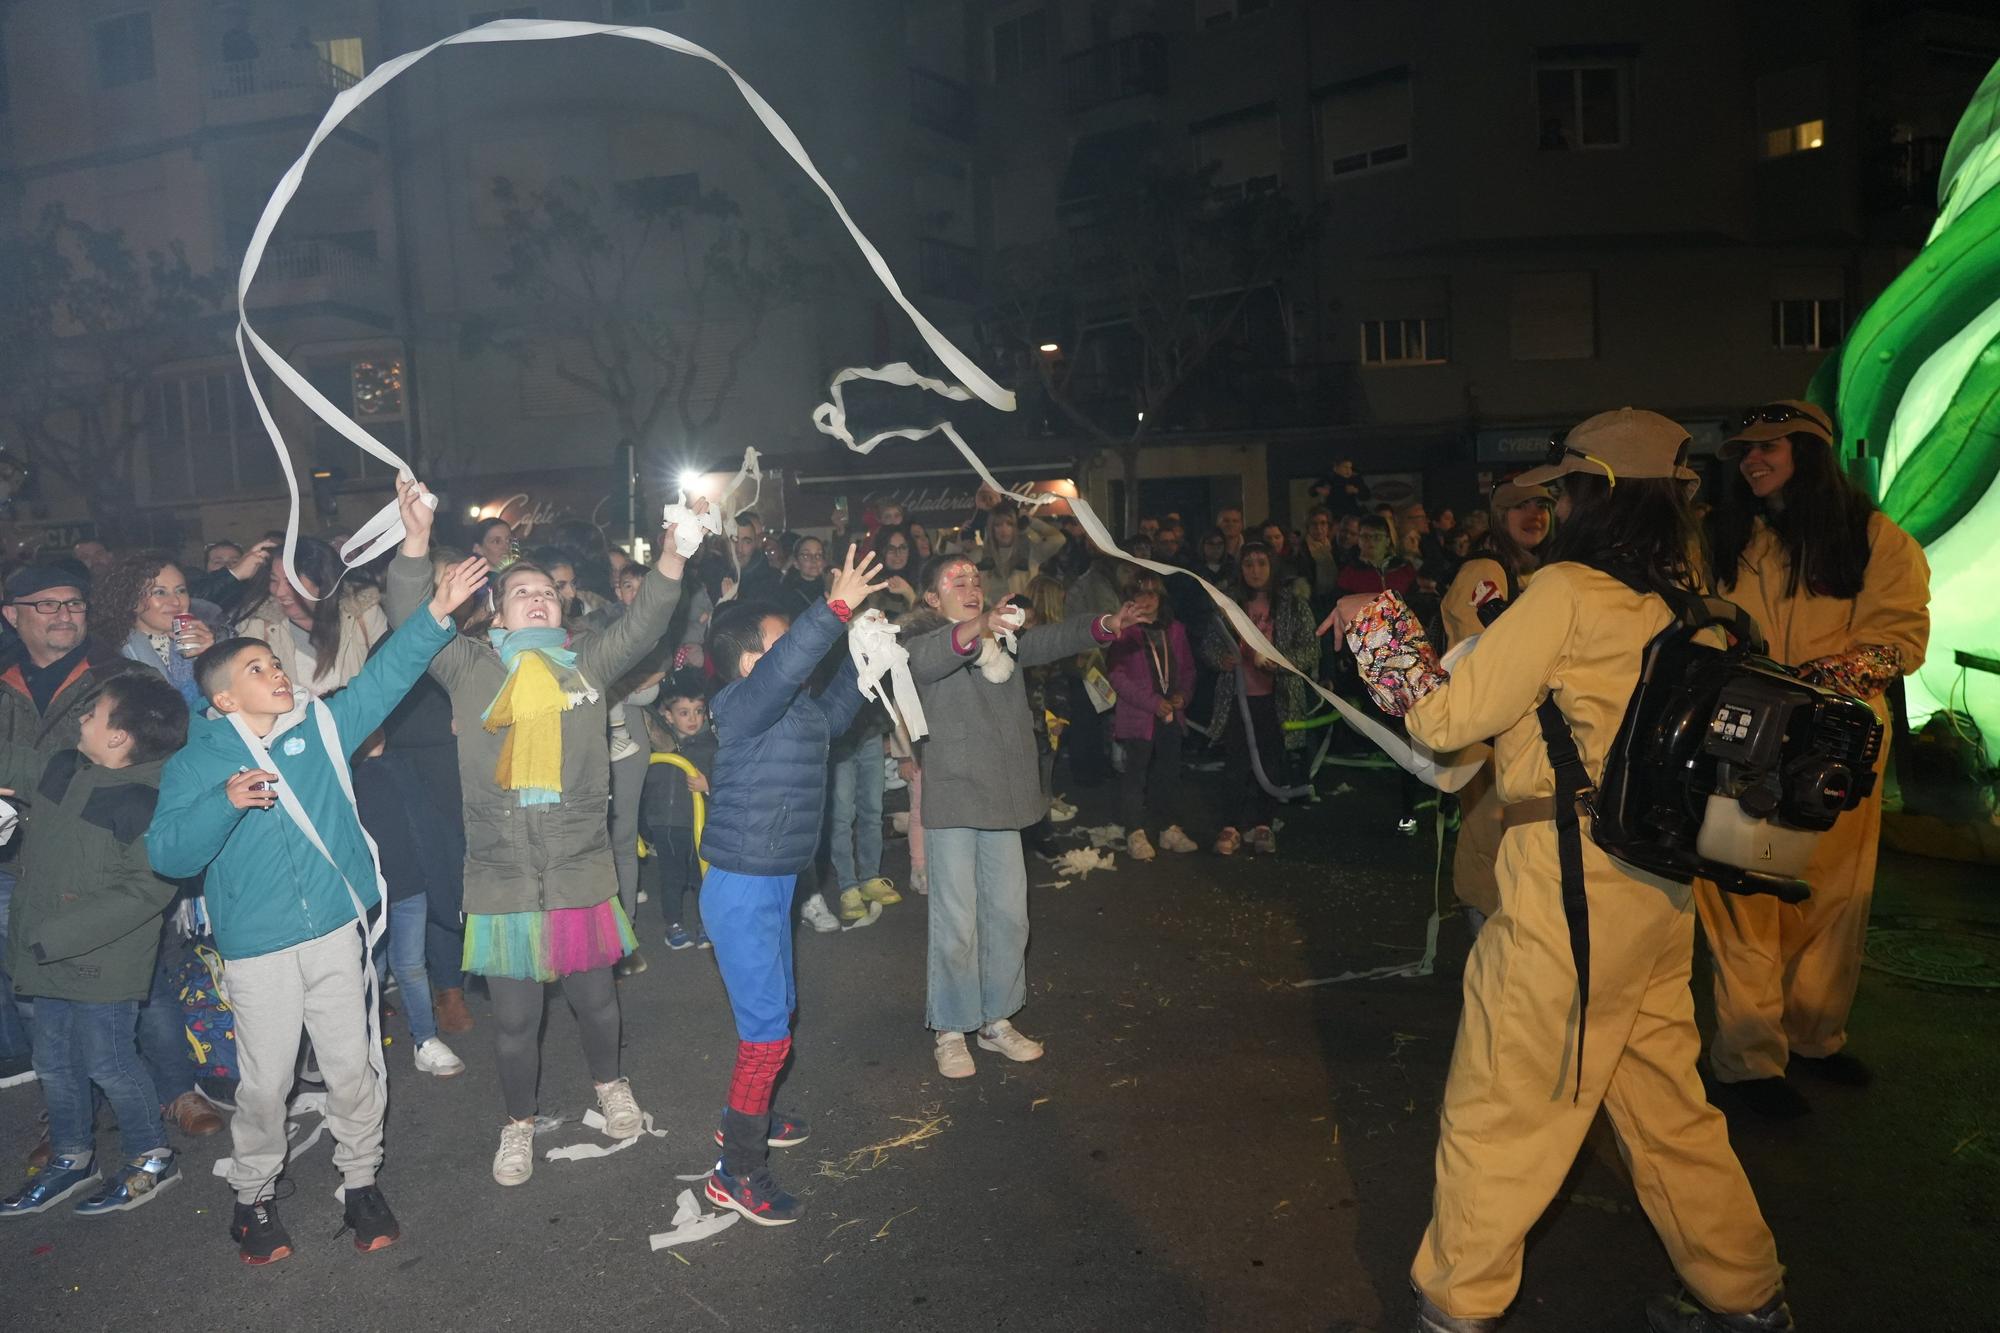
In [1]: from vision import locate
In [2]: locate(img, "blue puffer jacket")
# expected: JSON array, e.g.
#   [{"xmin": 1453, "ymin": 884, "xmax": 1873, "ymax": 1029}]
[{"xmin": 702, "ymin": 599, "xmax": 862, "ymax": 877}]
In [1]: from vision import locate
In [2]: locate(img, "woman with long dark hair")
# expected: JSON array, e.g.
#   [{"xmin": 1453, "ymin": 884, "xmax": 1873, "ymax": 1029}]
[
  {"xmin": 1436, "ymin": 482, "xmax": 1554, "ymax": 927},
  {"xmin": 1696, "ymin": 400, "xmax": 1930, "ymax": 1119},
  {"xmin": 1332, "ymin": 410, "xmax": 1789, "ymax": 1333},
  {"xmin": 1200, "ymin": 542, "xmax": 1318, "ymax": 857},
  {"xmin": 233, "ymin": 537, "xmax": 386, "ymax": 692}
]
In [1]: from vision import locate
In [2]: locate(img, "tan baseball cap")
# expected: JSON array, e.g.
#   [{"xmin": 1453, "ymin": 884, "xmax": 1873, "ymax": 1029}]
[
  {"xmin": 1514, "ymin": 407, "xmax": 1699, "ymax": 486},
  {"xmin": 1720, "ymin": 398, "xmax": 1833, "ymax": 455},
  {"xmin": 1490, "ymin": 480, "xmax": 1553, "ymax": 511}
]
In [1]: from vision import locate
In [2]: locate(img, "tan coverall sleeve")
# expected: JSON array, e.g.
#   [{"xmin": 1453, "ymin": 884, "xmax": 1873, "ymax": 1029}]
[
  {"xmin": 1406, "ymin": 568, "xmax": 1577, "ymax": 754},
  {"xmin": 1851, "ymin": 513, "xmax": 1931, "ymax": 675},
  {"xmin": 1440, "ymin": 558, "xmax": 1506, "ymax": 650}
]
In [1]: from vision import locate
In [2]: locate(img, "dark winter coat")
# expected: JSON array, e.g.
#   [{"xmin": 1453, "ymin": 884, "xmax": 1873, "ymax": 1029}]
[
  {"xmin": 0, "ymin": 747, "xmax": 177, "ymax": 1003},
  {"xmin": 641, "ymin": 724, "xmax": 718, "ymax": 834},
  {"xmin": 352, "ymin": 674, "xmax": 464, "ymax": 904},
  {"xmin": 702, "ymin": 600, "xmax": 864, "ymax": 876}
]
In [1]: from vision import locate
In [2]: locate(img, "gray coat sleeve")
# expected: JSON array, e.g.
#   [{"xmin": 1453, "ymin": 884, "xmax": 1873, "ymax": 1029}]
[
  {"xmin": 1017, "ymin": 613, "xmax": 1105, "ymax": 670},
  {"xmin": 906, "ymin": 622, "xmax": 976, "ymax": 686},
  {"xmin": 386, "ymin": 553, "xmax": 481, "ymax": 690},
  {"xmin": 577, "ymin": 568, "xmax": 682, "ymax": 686}
]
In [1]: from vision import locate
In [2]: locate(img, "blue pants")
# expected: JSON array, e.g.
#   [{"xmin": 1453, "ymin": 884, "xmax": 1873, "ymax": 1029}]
[
  {"xmin": 701, "ymin": 870, "xmax": 797, "ymax": 1042},
  {"xmin": 0, "ymin": 868, "xmax": 34, "ymax": 1062},
  {"xmin": 925, "ymin": 827, "xmax": 1029, "ymax": 1033},
  {"xmin": 137, "ymin": 928, "xmax": 197, "ymax": 1104},
  {"xmin": 34, "ymin": 997, "xmax": 165, "ymax": 1162},
  {"xmin": 828, "ymin": 741, "xmax": 886, "ymax": 892},
  {"xmin": 383, "ymin": 894, "xmax": 437, "ymax": 1044}
]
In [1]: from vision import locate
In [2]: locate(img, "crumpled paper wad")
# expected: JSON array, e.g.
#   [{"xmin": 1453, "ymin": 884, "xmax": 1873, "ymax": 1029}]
[{"xmin": 649, "ymin": 1187, "xmax": 739, "ymax": 1250}]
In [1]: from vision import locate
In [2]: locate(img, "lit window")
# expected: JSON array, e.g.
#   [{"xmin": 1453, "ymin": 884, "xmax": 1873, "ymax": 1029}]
[
  {"xmin": 1360, "ymin": 318, "xmax": 1448, "ymax": 366},
  {"xmin": 1536, "ymin": 64, "xmax": 1626, "ymax": 150},
  {"xmin": 1761, "ymin": 119, "xmax": 1826, "ymax": 158},
  {"xmin": 1772, "ymin": 298, "xmax": 1844, "ymax": 351}
]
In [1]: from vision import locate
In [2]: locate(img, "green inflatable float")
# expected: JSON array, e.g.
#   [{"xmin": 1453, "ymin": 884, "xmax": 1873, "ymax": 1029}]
[{"xmin": 1809, "ymin": 56, "xmax": 2000, "ymax": 744}]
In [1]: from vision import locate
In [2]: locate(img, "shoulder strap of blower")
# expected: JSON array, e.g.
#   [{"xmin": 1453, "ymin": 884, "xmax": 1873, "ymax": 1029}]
[{"xmin": 1534, "ymin": 563, "xmax": 1730, "ymax": 1102}]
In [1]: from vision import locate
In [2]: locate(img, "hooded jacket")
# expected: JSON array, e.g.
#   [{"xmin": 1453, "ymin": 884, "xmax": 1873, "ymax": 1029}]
[
  {"xmin": 0, "ymin": 638, "xmax": 142, "ymax": 866},
  {"xmin": 0, "ymin": 747, "xmax": 176, "ymax": 1003},
  {"xmin": 701, "ymin": 599, "xmax": 863, "ymax": 876},
  {"xmin": 147, "ymin": 606, "xmax": 453, "ymax": 961}
]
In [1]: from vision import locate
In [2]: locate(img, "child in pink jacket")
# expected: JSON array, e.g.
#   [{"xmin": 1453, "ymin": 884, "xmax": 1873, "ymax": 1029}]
[{"xmin": 1105, "ymin": 573, "xmax": 1197, "ymax": 860}]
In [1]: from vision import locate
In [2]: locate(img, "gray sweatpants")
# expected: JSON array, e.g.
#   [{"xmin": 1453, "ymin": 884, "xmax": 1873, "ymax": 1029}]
[{"xmin": 221, "ymin": 924, "xmax": 385, "ymax": 1204}]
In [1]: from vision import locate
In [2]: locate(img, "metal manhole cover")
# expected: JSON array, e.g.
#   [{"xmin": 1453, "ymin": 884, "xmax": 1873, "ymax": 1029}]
[{"xmin": 1863, "ymin": 926, "xmax": 2000, "ymax": 989}]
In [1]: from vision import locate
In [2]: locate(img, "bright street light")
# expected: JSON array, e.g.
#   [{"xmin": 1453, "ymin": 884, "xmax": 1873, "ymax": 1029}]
[
  {"xmin": 1038, "ymin": 342, "xmax": 1060, "ymax": 354},
  {"xmin": 678, "ymin": 469, "xmax": 704, "ymax": 495}
]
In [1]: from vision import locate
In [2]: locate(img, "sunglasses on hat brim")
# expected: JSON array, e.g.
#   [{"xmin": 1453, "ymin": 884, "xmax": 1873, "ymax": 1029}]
[
  {"xmin": 1728, "ymin": 403, "xmax": 1830, "ymax": 436},
  {"xmin": 1544, "ymin": 434, "xmax": 1619, "ymax": 488}
]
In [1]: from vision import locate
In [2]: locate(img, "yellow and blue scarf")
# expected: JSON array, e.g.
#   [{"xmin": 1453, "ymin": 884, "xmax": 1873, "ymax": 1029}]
[{"xmin": 482, "ymin": 628, "xmax": 597, "ymax": 806}]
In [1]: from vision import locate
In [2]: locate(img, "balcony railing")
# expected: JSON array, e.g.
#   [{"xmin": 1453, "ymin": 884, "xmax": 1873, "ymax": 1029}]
[
  {"xmin": 207, "ymin": 52, "xmax": 359, "ymax": 125},
  {"xmin": 910, "ymin": 67, "xmax": 974, "ymax": 141},
  {"xmin": 243, "ymin": 236, "xmax": 395, "ymax": 318},
  {"xmin": 1062, "ymin": 33, "xmax": 1167, "ymax": 114}
]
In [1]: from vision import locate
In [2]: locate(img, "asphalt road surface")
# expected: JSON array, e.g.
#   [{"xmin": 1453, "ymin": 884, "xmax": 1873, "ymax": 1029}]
[{"xmin": 2, "ymin": 767, "xmax": 1995, "ymax": 1331}]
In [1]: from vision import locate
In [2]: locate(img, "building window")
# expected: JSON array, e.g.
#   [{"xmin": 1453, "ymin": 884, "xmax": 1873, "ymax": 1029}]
[
  {"xmin": 1509, "ymin": 271, "xmax": 1596, "ymax": 360},
  {"xmin": 1317, "ymin": 69, "xmax": 1412, "ymax": 180},
  {"xmin": 992, "ymin": 9, "xmax": 1049, "ymax": 84},
  {"xmin": 1198, "ymin": 0, "xmax": 1272, "ymax": 27},
  {"xmin": 149, "ymin": 369, "xmax": 282, "ymax": 500},
  {"xmin": 1772, "ymin": 298, "xmax": 1844, "ymax": 351},
  {"xmin": 1536, "ymin": 64, "xmax": 1625, "ymax": 150},
  {"xmin": 1761, "ymin": 119, "xmax": 1825, "ymax": 159},
  {"xmin": 1191, "ymin": 106, "xmax": 1282, "ymax": 203},
  {"xmin": 609, "ymin": 0, "xmax": 686, "ymax": 17},
  {"xmin": 94, "ymin": 12, "xmax": 155, "ymax": 90},
  {"xmin": 1360, "ymin": 318, "xmax": 1447, "ymax": 366}
]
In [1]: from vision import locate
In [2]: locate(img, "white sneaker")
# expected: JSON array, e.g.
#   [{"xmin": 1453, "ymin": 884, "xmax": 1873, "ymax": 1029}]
[
  {"xmin": 800, "ymin": 892, "xmax": 839, "ymax": 934},
  {"xmin": 1126, "ymin": 829, "xmax": 1157, "ymax": 861},
  {"xmin": 414, "ymin": 1037, "xmax": 465, "ymax": 1078},
  {"xmin": 1159, "ymin": 825, "xmax": 1198, "ymax": 854},
  {"xmin": 595, "ymin": 1077, "xmax": 644, "ymax": 1140},
  {"xmin": 493, "ymin": 1118, "xmax": 536, "ymax": 1187},
  {"xmin": 933, "ymin": 1031, "xmax": 975, "ymax": 1079},
  {"xmin": 976, "ymin": 1019, "xmax": 1045, "ymax": 1063},
  {"xmin": 1048, "ymin": 797, "xmax": 1078, "ymax": 823}
]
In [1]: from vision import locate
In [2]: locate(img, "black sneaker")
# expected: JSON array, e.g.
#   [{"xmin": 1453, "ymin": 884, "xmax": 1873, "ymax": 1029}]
[
  {"xmin": 1792, "ymin": 1051, "xmax": 1871, "ymax": 1086},
  {"xmin": 1646, "ymin": 1288, "xmax": 1794, "ymax": 1332},
  {"xmin": 339, "ymin": 1183, "xmax": 401, "ymax": 1253},
  {"xmin": 1727, "ymin": 1076, "xmax": 1810, "ymax": 1120},
  {"xmin": 232, "ymin": 1200, "xmax": 294, "ymax": 1265},
  {"xmin": 705, "ymin": 1164, "xmax": 804, "ymax": 1226}
]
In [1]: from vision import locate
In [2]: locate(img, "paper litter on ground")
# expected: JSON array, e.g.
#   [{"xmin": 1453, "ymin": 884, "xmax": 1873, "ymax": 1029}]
[
  {"xmin": 649, "ymin": 1188, "xmax": 740, "ymax": 1250},
  {"xmin": 545, "ymin": 1108, "xmax": 667, "ymax": 1161},
  {"xmin": 1052, "ymin": 847, "xmax": 1116, "ymax": 879},
  {"xmin": 1080, "ymin": 824, "xmax": 1127, "ymax": 849},
  {"xmin": 840, "ymin": 901, "xmax": 883, "ymax": 931}
]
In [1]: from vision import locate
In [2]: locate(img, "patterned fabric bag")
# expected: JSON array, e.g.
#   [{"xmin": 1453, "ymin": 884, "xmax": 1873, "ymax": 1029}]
[{"xmin": 174, "ymin": 942, "xmax": 237, "ymax": 1081}]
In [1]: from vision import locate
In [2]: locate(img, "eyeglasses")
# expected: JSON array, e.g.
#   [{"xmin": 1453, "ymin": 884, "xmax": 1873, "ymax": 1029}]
[
  {"xmin": 1544, "ymin": 435, "xmax": 1618, "ymax": 487},
  {"xmin": 14, "ymin": 598, "xmax": 87, "ymax": 615},
  {"xmin": 884, "ymin": 543, "xmax": 909, "ymax": 553},
  {"xmin": 1729, "ymin": 403, "xmax": 1829, "ymax": 435}
]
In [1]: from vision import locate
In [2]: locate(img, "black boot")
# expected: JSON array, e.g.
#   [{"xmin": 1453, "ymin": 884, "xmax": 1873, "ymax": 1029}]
[{"xmin": 1646, "ymin": 1288, "xmax": 1794, "ymax": 1332}]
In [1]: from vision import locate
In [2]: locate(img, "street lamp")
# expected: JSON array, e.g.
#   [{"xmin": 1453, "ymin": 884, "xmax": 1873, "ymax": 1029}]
[{"xmin": 1038, "ymin": 342, "xmax": 1060, "ymax": 354}]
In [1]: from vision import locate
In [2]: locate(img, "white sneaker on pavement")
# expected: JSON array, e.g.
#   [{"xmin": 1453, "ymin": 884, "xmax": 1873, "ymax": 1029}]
[
  {"xmin": 1126, "ymin": 829, "xmax": 1157, "ymax": 861},
  {"xmin": 414, "ymin": 1038, "xmax": 465, "ymax": 1078},
  {"xmin": 933, "ymin": 1031, "xmax": 976, "ymax": 1079},
  {"xmin": 493, "ymin": 1118, "xmax": 536, "ymax": 1187},
  {"xmin": 976, "ymin": 1019, "xmax": 1045, "ymax": 1063},
  {"xmin": 1159, "ymin": 825, "xmax": 1198, "ymax": 854},
  {"xmin": 800, "ymin": 893, "xmax": 839, "ymax": 934},
  {"xmin": 595, "ymin": 1077, "xmax": 644, "ymax": 1139}
]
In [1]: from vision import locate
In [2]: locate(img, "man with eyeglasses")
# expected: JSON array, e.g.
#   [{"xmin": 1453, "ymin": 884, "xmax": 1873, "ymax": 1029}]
[{"xmin": 0, "ymin": 567, "xmax": 143, "ymax": 1086}]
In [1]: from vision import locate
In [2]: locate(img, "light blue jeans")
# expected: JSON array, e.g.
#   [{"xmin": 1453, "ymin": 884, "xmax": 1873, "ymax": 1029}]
[
  {"xmin": 382, "ymin": 894, "xmax": 437, "ymax": 1045},
  {"xmin": 828, "ymin": 739, "xmax": 885, "ymax": 892},
  {"xmin": 924, "ymin": 827, "xmax": 1029, "ymax": 1033}
]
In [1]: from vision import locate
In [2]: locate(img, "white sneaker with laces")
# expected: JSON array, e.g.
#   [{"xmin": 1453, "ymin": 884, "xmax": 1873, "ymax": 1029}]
[
  {"xmin": 414, "ymin": 1038, "xmax": 465, "ymax": 1078},
  {"xmin": 595, "ymin": 1077, "xmax": 644, "ymax": 1140},
  {"xmin": 933, "ymin": 1031, "xmax": 976, "ymax": 1079},
  {"xmin": 800, "ymin": 893, "xmax": 839, "ymax": 934},
  {"xmin": 976, "ymin": 1019, "xmax": 1045, "ymax": 1063},
  {"xmin": 1159, "ymin": 825, "xmax": 1198, "ymax": 854},
  {"xmin": 493, "ymin": 1118, "xmax": 536, "ymax": 1187}
]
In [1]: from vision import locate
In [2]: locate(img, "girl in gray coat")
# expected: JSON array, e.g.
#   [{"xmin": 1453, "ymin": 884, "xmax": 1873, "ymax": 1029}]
[{"xmin": 903, "ymin": 553, "xmax": 1146, "ymax": 1080}]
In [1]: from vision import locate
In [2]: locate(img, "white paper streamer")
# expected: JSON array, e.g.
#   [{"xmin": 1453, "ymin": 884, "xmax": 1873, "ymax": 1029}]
[
  {"xmin": 237, "ymin": 17, "xmax": 1470, "ymax": 790},
  {"xmin": 544, "ymin": 1107, "xmax": 669, "ymax": 1161},
  {"xmin": 650, "ymin": 1188, "xmax": 741, "ymax": 1250},
  {"xmin": 847, "ymin": 609, "xmax": 928, "ymax": 741}
]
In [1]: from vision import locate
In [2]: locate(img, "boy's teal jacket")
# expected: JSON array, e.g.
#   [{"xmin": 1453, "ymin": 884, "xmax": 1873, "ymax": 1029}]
[
  {"xmin": 147, "ymin": 607, "xmax": 453, "ymax": 962},
  {"xmin": 0, "ymin": 747, "xmax": 176, "ymax": 1004}
]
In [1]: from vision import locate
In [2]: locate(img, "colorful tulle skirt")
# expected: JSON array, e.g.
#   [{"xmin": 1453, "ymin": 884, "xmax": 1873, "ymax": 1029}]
[{"xmin": 462, "ymin": 898, "xmax": 637, "ymax": 982}]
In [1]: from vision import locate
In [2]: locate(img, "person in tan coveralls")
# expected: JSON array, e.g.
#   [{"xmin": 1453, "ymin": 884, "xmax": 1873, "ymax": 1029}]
[
  {"xmin": 1333, "ymin": 409, "xmax": 1792, "ymax": 1333},
  {"xmin": 1437, "ymin": 481, "xmax": 1554, "ymax": 929},
  {"xmin": 1697, "ymin": 400, "xmax": 1931, "ymax": 1119}
]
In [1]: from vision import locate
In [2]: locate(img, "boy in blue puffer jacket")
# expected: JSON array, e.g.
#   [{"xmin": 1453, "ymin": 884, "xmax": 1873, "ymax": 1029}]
[
  {"xmin": 147, "ymin": 555, "xmax": 487, "ymax": 1266},
  {"xmin": 698, "ymin": 543, "xmax": 884, "ymax": 1227}
]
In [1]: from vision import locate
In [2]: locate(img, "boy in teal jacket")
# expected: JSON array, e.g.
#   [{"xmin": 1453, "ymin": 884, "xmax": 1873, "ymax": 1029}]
[
  {"xmin": 0, "ymin": 672, "xmax": 189, "ymax": 1218},
  {"xmin": 148, "ymin": 553, "xmax": 486, "ymax": 1266}
]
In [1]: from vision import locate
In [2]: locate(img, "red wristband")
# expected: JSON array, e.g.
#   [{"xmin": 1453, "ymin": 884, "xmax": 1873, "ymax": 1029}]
[{"xmin": 829, "ymin": 599, "xmax": 853, "ymax": 622}]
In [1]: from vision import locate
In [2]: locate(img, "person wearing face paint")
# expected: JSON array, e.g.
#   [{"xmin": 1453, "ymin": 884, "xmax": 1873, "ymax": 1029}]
[
  {"xmin": 1695, "ymin": 400, "xmax": 1930, "ymax": 1119},
  {"xmin": 1437, "ymin": 482, "xmax": 1555, "ymax": 927},
  {"xmin": 89, "ymin": 551, "xmax": 224, "ymax": 712},
  {"xmin": 1333, "ymin": 409, "xmax": 1791, "ymax": 1333},
  {"xmin": 903, "ymin": 554, "xmax": 1148, "ymax": 1080},
  {"xmin": 385, "ymin": 482, "xmax": 694, "ymax": 1190},
  {"xmin": 148, "ymin": 531, "xmax": 487, "ymax": 1264}
]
